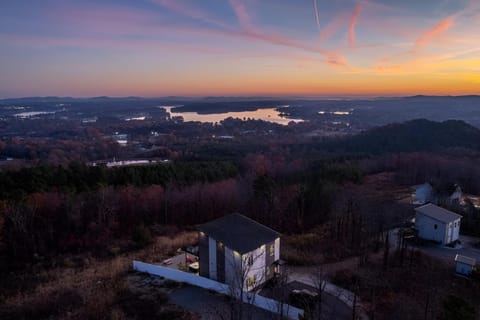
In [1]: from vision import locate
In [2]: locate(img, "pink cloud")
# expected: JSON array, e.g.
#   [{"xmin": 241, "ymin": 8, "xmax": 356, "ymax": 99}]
[
  {"xmin": 45, "ymin": 0, "xmax": 349, "ymax": 69},
  {"xmin": 238, "ymin": 30, "xmax": 344, "ymax": 64},
  {"xmin": 319, "ymin": 12, "xmax": 348, "ymax": 41},
  {"xmin": 326, "ymin": 54, "xmax": 349, "ymax": 67},
  {"xmin": 414, "ymin": 17, "xmax": 454, "ymax": 50},
  {"xmin": 227, "ymin": 0, "xmax": 348, "ymax": 67},
  {"xmin": 349, "ymin": 4, "xmax": 363, "ymax": 48},
  {"xmin": 229, "ymin": 0, "xmax": 255, "ymax": 32},
  {"xmin": 355, "ymin": 0, "xmax": 401, "ymax": 13}
]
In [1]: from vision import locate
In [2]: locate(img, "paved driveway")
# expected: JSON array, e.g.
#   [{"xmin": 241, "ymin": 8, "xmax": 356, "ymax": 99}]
[
  {"xmin": 259, "ymin": 279, "xmax": 353, "ymax": 320},
  {"xmin": 288, "ymin": 272, "xmax": 368, "ymax": 320},
  {"xmin": 412, "ymin": 234, "xmax": 480, "ymax": 262},
  {"xmin": 170, "ymin": 285, "xmax": 274, "ymax": 320}
]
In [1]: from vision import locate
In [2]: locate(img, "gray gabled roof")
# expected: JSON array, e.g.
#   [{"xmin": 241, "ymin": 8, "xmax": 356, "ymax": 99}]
[
  {"xmin": 455, "ymin": 254, "xmax": 476, "ymax": 266},
  {"xmin": 197, "ymin": 213, "xmax": 281, "ymax": 254},
  {"xmin": 415, "ymin": 203, "xmax": 462, "ymax": 223}
]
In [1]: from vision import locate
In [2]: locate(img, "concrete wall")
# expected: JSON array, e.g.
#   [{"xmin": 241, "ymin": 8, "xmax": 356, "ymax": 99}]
[
  {"xmin": 132, "ymin": 260, "xmax": 303, "ymax": 320},
  {"xmin": 208, "ymin": 237, "xmax": 217, "ymax": 280}
]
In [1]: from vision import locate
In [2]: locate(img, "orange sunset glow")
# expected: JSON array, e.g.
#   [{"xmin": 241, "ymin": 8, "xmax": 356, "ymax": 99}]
[{"xmin": 1, "ymin": 0, "xmax": 480, "ymax": 97}]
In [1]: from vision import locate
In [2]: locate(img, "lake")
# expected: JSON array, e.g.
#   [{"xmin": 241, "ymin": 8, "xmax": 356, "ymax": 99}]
[{"xmin": 162, "ymin": 106, "xmax": 303, "ymax": 125}]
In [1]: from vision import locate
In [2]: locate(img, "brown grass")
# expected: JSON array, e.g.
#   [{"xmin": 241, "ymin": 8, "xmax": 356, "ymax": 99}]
[
  {"xmin": 282, "ymin": 227, "xmax": 327, "ymax": 265},
  {"xmin": 331, "ymin": 251, "xmax": 480, "ymax": 319},
  {"xmin": 0, "ymin": 231, "xmax": 198, "ymax": 319}
]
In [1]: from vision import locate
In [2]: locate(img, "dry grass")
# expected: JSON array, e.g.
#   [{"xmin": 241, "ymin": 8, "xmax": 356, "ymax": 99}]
[
  {"xmin": 282, "ymin": 227, "xmax": 327, "ymax": 265},
  {"xmin": 0, "ymin": 231, "xmax": 198, "ymax": 319},
  {"xmin": 331, "ymin": 251, "xmax": 480, "ymax": 319}
]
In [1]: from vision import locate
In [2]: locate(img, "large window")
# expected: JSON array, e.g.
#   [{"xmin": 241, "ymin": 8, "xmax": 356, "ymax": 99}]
[{"xmin": 247, "ymin": 275, "xmax": 256, "ymax": 288}]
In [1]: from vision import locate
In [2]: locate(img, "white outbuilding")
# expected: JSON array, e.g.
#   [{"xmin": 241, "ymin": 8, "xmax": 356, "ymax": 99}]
[
  {"xmin": 455, "ymin": 254, "xmax": 476, "ymax": 276},
  {"xmin": 415, "ymin": 203, "xmax": 462, "ymax": 245}
]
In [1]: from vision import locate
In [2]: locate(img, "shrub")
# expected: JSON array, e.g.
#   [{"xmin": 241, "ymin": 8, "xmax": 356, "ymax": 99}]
[
  {"xmin": 441, "ymin": 295, "xmax": 475, "ymax": 320},
  {"xmin": 118, "ymin": 287, "xmax": 169, "ymax": 319},
  {"xmin": 133, "ymin": 224, "xmax": 153, "ymax": 248}
]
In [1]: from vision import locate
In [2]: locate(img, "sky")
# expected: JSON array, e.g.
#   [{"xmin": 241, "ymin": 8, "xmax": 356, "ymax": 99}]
[{"xmin": 1, "ymin": 0, "xmax": 479, "ymax": 98}]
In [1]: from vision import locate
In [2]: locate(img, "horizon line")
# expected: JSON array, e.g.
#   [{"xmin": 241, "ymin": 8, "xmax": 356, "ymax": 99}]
[{"xmin": 2, "ymin": 93, "xmax": 480, "ymax": 101}]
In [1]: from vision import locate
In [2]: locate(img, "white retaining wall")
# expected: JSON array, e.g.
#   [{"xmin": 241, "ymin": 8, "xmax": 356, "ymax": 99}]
[{"xmin": 133, "ymin": 260, "xmax": 303, "ymax": 320}]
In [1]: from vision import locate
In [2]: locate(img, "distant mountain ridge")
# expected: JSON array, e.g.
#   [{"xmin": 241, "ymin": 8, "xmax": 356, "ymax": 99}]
[{"xmin": 1, "ymin": 95, "xmax": 479, "ymax": 104}]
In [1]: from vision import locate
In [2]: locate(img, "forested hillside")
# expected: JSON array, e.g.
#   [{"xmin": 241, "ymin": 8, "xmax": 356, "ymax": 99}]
[{"xmin": 325, "ymin": 119, "xmax": 480, "ymax": 154}]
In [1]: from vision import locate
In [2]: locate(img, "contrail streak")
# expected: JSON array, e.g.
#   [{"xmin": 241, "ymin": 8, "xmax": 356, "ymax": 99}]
[{"xmin": 313, "ymin": 0, "xmax": 321, "ymax": 36}]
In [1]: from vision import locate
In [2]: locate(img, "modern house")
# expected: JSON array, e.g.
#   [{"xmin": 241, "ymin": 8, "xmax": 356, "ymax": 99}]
[
  {"xmin": 455, "ymin": 254, "xmax": 476, "ymax": 276},
  {"xmin": 415, "ymin": 203, "xmax": 462, "ymax": 245},
  {"xmin": 197, "ymin": 213, "xmax": 281, "ymax": 291}
]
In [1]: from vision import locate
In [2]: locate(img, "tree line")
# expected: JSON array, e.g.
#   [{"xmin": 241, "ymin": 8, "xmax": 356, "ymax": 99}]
[
  {"xmin": 0, "ymin": 161, "xmax": 239, "ymax": 200},
  {"xmin": 0, "ymin": 155, "xmax": 364, "ymax": 270}
]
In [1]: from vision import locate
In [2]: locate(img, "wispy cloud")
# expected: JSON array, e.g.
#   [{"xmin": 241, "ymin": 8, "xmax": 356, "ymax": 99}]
[
  {"xmin": 151, "ymin": 0, "xmax": 231, "ymax": 29},
  {"xmin": 414, "ymin": 16, "xmax": 454, "ymax": 51},
  {"xmin": 349, "ymin": 4, "xmax": 363, "ymax": 47},
  {"xmin": 355, "ymin": 0, "xmax": 401, "ymax": 13},
  {"xmin": 319, "ymin": 12, "xmax": 348, "ymax": 41},
  {"xmin": 327, "ymin": 54, "xmax": 349, "ymax": 67},
  {"xmin": 226, "ymin": 0, "xmax": 349, "ymax": 67},
  {"xmin": 0, "ymin": 32, "xmax": 233, "ymax": 55},
  {"xmin": 48, "ymin": 5, "xmax": 162, "ymax": 36},
  {"xmin": 374, "ymin": 15, "xmax": 457, "ymax": 72},
  {"xmin": 229, "ymin": 0, "xmax": 255, "ymax": 31}
]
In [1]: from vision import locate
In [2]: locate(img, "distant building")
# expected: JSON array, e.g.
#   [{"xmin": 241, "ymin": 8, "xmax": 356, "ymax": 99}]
[
  {"xmin": 413, "ymin": 182, "xmax": 435, "ymax": 205},
  {"xmin": 89, "ymin": 159, "xmax": 170, "ymax": 167},
  {"xmin": 415, "ymin": 203, "xmax": 462, "ymax": 245},
  {"xmin": 106, "ymin": 159, "xmax": 150, "ymax": 167},
  {"xmin": 455, "ymin": 254, "xmax": 476, "ymax": 276},
  {"xmin": 412, "ymin": 182, "xmax": 462, "ymax": 206},
  {"xmin": 111, "ymin": 133, "xmax": 128, "ymax": 146},
  {"xmin": 81, "ymin": 117, "xmax": 97, "ymax": 123},
  {"xmin": 197, "ymin": 213, "xmax": 281, "ymax": 291},
  {"xmin": 448, "ymin": 185, "xmax": 463, "ymax": 205}
]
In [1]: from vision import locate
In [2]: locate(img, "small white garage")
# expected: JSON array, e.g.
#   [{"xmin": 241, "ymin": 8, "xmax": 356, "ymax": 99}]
[
  {"xmin": 455, "ymin": 254, "xmax": 476, "ymax": 276},
  {"xmin": 415, "ymin": 203, "xmax": 462, "ymax": 245}
]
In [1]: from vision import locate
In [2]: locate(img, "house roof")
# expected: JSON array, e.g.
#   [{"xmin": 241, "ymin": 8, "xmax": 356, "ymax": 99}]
[
  {"xmin": 197, "ymin": 213, "xmax": 281, "ymax": 254},
  {"xmin": 455, "ymin": 254, "xmax": 476, "ymax": 266},
  {"xmin": 415, "ymin": 203, "xmax": 462, "ymax": 223}
]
